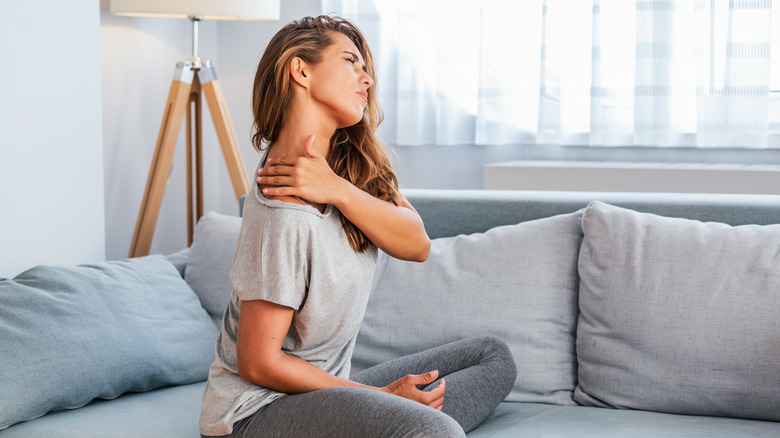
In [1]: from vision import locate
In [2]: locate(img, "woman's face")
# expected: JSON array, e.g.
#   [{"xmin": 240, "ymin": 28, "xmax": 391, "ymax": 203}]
[{"xmin": 306, "ymin": 32, "xmax": 374, "ymax": 129}]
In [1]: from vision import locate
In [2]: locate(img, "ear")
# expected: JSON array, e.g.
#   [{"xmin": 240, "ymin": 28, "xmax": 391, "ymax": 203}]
[{"xmin": 289, "ymin": 57, "xmax": 310, "ymax": 88}]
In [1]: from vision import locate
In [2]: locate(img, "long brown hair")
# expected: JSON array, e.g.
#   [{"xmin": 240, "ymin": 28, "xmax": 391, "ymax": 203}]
[{"xmin": 251, "ymin": 15, "xmax": 401, "ymax": 253}]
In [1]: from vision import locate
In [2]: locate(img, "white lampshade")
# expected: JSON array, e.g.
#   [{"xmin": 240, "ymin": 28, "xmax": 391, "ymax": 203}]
[{"xmin": 110, "ymin": 0, "xmax": 280, "ymax": 21}]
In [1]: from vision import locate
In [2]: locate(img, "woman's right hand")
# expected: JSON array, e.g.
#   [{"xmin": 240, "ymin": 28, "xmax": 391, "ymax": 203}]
[{"xmin": 381, "ymin": 371, "xmax": 446, "ymax": 411}]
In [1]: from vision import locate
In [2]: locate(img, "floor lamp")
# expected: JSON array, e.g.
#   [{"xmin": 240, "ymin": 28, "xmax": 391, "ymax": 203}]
[{"xmin": 110, "ymin": 0, "xmax": 280, "ymax": 258}]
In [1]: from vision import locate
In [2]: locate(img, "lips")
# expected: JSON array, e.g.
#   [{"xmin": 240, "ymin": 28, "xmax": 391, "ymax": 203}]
[{"xmin": 356, "ymin": 91, "xmax": 368, "ymax": 102}]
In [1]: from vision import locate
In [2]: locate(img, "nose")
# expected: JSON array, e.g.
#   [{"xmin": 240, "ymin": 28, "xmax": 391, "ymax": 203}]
[{"xmin": 362, "ymin": 71, "xmax": 374, "ymax": 89}]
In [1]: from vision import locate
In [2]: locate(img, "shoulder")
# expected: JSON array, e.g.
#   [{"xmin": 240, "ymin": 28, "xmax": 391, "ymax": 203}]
[
  {"xmin": 259, "ymin": 190, "xmax": 307, "ymax": 207},
  {"xmin": 240, "ymin": 190, "xmax": 313, "ymax": 236},
  {"xmin": 232, "ymin": 196, "xmax": 314, "ymax": 277},
  {"xmin": 244, "ymin": 185, "xmax": 312, "ymax": 219}
]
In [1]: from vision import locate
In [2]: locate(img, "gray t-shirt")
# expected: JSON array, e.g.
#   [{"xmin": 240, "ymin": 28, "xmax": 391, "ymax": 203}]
[{"xmin": 199, "ymin": 179, "xmax": 378, "ymax": 437}]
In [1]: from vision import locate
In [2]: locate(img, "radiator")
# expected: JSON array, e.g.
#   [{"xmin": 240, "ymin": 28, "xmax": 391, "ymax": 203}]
[{"xmin": 484, "ymin": 160, "xmax": 780, "ymax": 195}]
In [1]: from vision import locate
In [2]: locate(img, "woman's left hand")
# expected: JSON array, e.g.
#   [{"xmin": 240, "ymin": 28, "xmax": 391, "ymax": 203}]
[{"xmin": 257, "ymin": 134, "xmax": 346, "ymax": 204}]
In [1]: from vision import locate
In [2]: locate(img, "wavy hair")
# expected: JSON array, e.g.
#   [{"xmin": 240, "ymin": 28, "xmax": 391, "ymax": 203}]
[{"xmin": 251, "ymin": 15, "xmax": 400, "ymax": 253}]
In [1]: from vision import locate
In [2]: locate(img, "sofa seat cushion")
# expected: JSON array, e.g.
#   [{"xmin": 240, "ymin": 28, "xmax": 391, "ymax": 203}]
[
  {"xmin": 0, "ymin": 255, "xmax": 218, "ymax": 430},
  {"xmin": 354, "ymin": 210, "xmax": 584, "ymax": 405},
  {"xmin": 467, "ymin": 403, "xmax": 780, "ymax": 437},
  {"xmin": 0, "ymin": 381, "xmax": 206, "ymax": 438},
  {"xmin": 575, "ymin": 201, "xmax": 780, "ymax": 421}
]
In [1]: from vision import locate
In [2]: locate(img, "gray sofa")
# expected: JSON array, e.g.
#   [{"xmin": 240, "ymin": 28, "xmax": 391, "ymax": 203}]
[{"xmin": 2, "ymin": 189, "xmax": 780, "ymax": 437}]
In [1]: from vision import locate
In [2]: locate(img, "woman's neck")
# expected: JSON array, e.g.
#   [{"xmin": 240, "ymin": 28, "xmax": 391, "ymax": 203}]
[{"xmin": 270, "ymin": 102, "xmax": 336, "ymax": 159}]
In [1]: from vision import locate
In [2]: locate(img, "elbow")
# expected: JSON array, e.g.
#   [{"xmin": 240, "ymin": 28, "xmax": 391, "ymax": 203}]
[
  {"xmin": 237, "ymin": 352, "xmax": 277, "ymax": 387},
  {"xmin": 410, "ymin": 237, "xmax": 431, "ymax": 263},
  {"xmin": 237, "ymin": 360, "xmax": 263, "ymax": 386},
  {"xmin": 379, "ymin": 227, "xmax": 430, "ymax": 262}
]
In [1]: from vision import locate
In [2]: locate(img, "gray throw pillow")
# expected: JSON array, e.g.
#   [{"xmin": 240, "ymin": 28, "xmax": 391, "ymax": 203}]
[
  {"xmin": 185, "ymin": 212, "xmax": 242, "ymax": 327},
  {"xmin": 575, "ymin": 201, "xmax": 780, "ymax": 421},
  {"xmin": 353, "ymin": 210, "xmax": 584, "ymax": 404},
  {"xmin": 0, "ymin": 255, "xmax": 218, "ymax": 430},
  {"xmin": 166, "ymin": 247, "xmax": 190, "ymax": 277}
]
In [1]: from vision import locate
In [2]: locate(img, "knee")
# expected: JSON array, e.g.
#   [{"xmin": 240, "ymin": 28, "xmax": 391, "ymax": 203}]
[
  {"xmin": 476, "ymin": 336, "xmax": 517, "ymax": 390},
  {"xmin": 379, "ymin": 401, "xmax": 465, "ymax": 438},
  {"xmin": 412, "ymin": 411, "xmax": 466, "ymax": 438},
  {"xmin": 475, "ymin": 336, "xmax": 515, "ymax": 365}
]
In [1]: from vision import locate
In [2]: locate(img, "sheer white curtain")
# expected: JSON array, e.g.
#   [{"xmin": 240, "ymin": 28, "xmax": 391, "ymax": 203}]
[{"xmin": 322, "ymin": 0, "xmax": 774, "ymax": 148}]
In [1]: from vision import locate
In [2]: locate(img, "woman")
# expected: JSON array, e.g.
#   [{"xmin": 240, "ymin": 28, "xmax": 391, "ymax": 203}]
[{"xmin": 200, "ymin": 15, "xmax": 516, "ymax": 438}]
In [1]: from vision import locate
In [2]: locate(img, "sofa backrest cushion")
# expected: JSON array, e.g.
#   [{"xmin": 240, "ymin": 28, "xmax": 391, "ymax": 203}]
[
  {"xmin": 575, "ymin": 201, "xmax": 780, "ymax": 421},
  {"xmin": 403, "ymin": 189, "xmax": 780, "ymax": 241},
  {"xmin": 0, "ymin": 255, "xmax": 218, "ymax": 430},
  {"xmin": 353, "ymin": 210, "xmax": 584, "ymax": 405},
  {"xmin": 185, "ymin": 212, "xmax": 242, "ymax": 327}
]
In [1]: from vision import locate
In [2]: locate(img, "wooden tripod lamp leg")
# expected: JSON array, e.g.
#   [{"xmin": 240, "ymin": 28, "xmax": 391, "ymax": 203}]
[
  {"xmin": 186, "ymin": 74, "xmax": 203, "ymax": 248},
  {"xmin": 128, "ymin": 64, "xmax": 194, "ymax": 258},
  {"xmin": 199, "ymin": 62, "xmax": 250, "ymax": 201}
]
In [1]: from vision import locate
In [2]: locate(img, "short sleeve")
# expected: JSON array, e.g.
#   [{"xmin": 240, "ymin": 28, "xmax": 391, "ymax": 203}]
[{"xmin": 229, "ymin": 207, "xmax": 310, "ymax": 310}]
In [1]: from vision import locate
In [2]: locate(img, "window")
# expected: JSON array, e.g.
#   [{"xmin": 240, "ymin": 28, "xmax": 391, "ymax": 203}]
[
  {"xmin": 770, "ymin": 3, "xmax": 780, "ymax": 144},
  {"xmin": 325, "ymin": 0, "xmax": 779, "ymax": 149}
]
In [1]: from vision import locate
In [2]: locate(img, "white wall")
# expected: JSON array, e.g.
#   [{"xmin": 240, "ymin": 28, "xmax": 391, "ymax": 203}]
[
  {"xmin": 100, "ymin": 0, "xmax": 219, "ymax": 260},
  {"xmin": 99, "ymin": 0, "xmax": 321, "ymax": 260},
  {"xmin": 0, "ymin": 1, "xmax": 105, "ymax": 278}
]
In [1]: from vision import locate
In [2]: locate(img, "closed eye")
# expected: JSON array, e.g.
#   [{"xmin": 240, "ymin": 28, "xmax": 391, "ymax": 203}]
[{"xmin": 344, "ymin": 50, "xmax": 368, "ymax": 73}]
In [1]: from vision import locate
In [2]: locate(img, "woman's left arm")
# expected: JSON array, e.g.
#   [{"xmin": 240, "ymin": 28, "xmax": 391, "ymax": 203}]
[
  {"xmin": 331, "ymin": 183, "xmax": 430, "ymax": 262},
  {"xmin": 257, "ymin": 137, "xmax": 430, "ymax": 262}
]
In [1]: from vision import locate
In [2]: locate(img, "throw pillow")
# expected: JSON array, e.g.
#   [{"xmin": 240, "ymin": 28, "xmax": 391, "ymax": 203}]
[
  {"xmin": 166, "ymin": 248, "xmax": 190, "ymax": 278},
  {"xmin": 0, "ymin": 255, "xmax": 218, "ymax": 430},
  {"xmin": 353, "ymin": 210, "xmax": 584, "ymax": 405},
  {"xmin": 575, "ymin": 201, "xmax": 780, "ymax": 421},
  {"xmin": 185, "ymin": 212, "xmax": 242, "ymax": 327}
]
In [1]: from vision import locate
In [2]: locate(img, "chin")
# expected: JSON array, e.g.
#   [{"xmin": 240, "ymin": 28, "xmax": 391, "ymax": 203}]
[{"xmin": 338, "ymin": 113, "xmax": 365, "ymax": 129}]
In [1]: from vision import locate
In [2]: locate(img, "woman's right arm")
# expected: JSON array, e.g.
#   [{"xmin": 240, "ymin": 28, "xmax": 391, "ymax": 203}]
[
  {"xmin": 236, "ymin": 299, "xmax": 446, "ymax": 410},
  {"xmin": 236, "ymin": 299, "xmax": 360, "ymax": 393}
]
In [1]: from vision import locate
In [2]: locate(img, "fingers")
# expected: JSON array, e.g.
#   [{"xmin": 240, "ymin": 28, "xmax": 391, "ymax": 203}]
[
  {"xmin": 260, "ymin": 186, "xmax": 291, "ymax": 197},
  {"xmin": 417, "ymin": 378, "xmax": 445, "ymax": 411},
  {"xmin": 391, "ymin": 371, "xmax": 444, "ymax": 410},
  {"xmin": 407, "ymin": 370, "xmax": 439, "ymax": 387},
  {"xmin": 429, "ymin": 379, "xmax": 445, "ymax": 411},
  {"xmin": 256, "ymin": 167, "xmax": 291, "ymax": 192},
  {"xmin": 256, "ymin": 156, "xmax": 297, "ymax": 185},
  {"xmin": 253, "ymin": 135, "xmax": 337, "ymax": 204},
  {"xmin": 304, "ymin": 134, "xmax": 318, "ymax": 158},
  {"xmin": 257, "ymin": 176, "xmax": 294, "ymax": 188},
  {"xmin": 256, "ymin": 133, "xmax": 322, "ymax": 181},
  {"xmin": 258, "ymin": 158, "xmax": 293, "ymax": 174}
]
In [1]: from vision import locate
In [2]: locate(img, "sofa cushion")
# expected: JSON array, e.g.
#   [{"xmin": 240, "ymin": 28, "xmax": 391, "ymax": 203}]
[
  {"xmin": 166, "ymin": 248, "xmax": 190, "ymax": 278},
  {"xmin": 185, "ymin": 212, "xmax": 242, "ymax": 327},
  {"xmin": 0, "ymin": 382, "xmax": 206, "ymax": 438},
  {"xmin": 575, "ymin": 201, "xmax": 780, "ymax": 421},
  {"xmin": 353, "ymin": 210, "xmax": 584, "ymax": 405},
  {"xmin": 0, "ymin": 255, "xmax": 218, "ymax": 430},
  {"xmin": 468, "ymin": 402, "xmax": 780, "ymax": 438}
]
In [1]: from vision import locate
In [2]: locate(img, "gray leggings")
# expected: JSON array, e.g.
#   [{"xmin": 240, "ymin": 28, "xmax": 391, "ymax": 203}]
[{"xmin": 223, "ymin": 336, "xmax": 516, "ymax": 438}]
